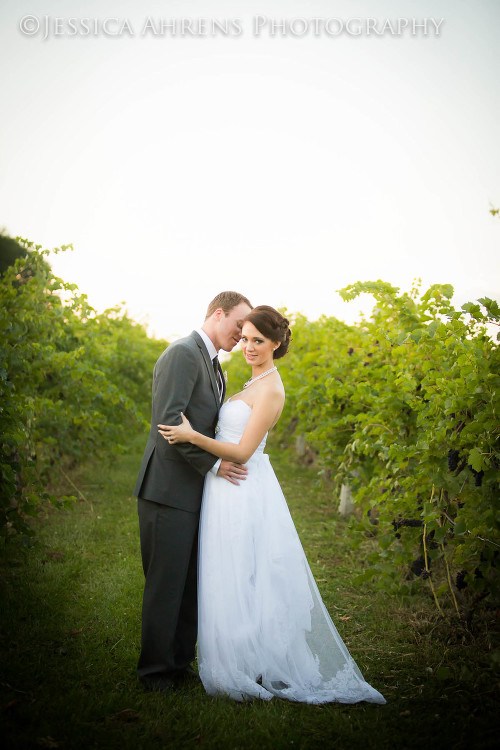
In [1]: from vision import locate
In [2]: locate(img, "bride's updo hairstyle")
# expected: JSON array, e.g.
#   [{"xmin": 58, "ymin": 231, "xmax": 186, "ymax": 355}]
[{"xmin": 243, "ymin": 305, "xmax": 291, "ymax": 360}]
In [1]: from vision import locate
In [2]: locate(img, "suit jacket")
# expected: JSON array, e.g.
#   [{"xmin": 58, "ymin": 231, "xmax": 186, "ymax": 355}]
[{"xmin": 134, "ymin": 331, "xmax": 225, "ymax": 512}]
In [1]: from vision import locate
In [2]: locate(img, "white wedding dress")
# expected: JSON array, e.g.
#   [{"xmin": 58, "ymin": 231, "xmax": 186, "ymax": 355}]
[{"xmin": 197, "ymin": 399, "xmax": 386, "ymax": 704}]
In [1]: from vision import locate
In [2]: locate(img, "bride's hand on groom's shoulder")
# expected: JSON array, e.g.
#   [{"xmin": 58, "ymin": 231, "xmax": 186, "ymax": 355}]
[{"xmin": 158, "ymin": 413, "xmax": 194, "ymax": 444}]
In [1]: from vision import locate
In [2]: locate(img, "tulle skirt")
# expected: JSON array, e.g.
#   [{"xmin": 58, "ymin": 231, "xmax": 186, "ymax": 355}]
[{"xmin": 197, "ymin": 451, "xmax": 386, "ymax": 705}]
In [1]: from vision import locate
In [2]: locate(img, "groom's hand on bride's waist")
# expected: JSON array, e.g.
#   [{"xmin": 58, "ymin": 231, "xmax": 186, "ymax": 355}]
[{"xmin": 217, "ymin": 460, "xmax": 248, "ymax": 485}]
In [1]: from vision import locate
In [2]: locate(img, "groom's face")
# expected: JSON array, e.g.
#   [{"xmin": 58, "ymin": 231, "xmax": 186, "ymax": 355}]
[{"xmin": 214, "ymin": 302, "xmax": 252, "ymax": 352}]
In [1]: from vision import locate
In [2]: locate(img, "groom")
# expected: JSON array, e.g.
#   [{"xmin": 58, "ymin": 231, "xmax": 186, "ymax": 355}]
[{"xmin": 134, "ymin": 291, "xmax": 253, "ymax": 691}]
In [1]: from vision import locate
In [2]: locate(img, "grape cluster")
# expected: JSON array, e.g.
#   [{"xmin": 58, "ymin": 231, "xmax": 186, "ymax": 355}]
[
  {"xmin": 392, "ymin": 517, "xmax": 424, "ymax": 541},
  {"xmin": 447, "ymin": 449, "xmax": 460, "ymax": 471},
  {"xmin": 455, "ymin": 570, "xmax": 467, "ymax": 590},
  {"xmin": 391, "ymin": 520, "xmax": 401, "ymax": 539},
  {"xmin": 470, "ymin": 467, "xmax": 484, "ymax": 487},
  {"xmin": 410, "ymin": 555, "xmax": 427, "ymax": 577},
  {"xmin": 392, "ymin": 518, "xmax": 423, "ymax": 529}
]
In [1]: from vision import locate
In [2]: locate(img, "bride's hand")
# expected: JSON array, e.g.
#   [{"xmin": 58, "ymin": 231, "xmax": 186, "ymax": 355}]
[{"xmin": 158, "ymin": 412, "xmax": 195, "ymax": 444}]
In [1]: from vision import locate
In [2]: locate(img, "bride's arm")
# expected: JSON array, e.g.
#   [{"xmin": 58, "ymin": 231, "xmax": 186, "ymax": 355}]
[{"xmin": 158, "ymin": 390, "xmax": 283, "ymax": 464}]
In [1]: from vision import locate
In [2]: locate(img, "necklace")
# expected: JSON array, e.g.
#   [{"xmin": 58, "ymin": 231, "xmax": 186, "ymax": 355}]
[{"xmin": 243, "ymin": 366, "xmax": 277, "ymax": 389}]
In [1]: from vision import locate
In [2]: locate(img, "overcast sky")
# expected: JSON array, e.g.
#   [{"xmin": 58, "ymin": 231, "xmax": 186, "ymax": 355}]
[{"xmin": 1, "ymin": 0, "xmax": 499, "ymax": 340}]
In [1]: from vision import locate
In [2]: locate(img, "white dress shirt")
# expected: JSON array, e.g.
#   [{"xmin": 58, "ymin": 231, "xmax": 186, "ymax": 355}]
[
  {"xmin": 195, "ymin": 328, "xmax": 222, "ymax": 476},
  {"xmin": 195, "ymin": 327, "xmax": 217, "ymax": 361}
]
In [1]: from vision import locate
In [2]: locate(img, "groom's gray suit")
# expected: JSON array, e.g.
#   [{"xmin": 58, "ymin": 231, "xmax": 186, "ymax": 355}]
[{"xmin": 134, "ymin": 330, "xmax": 225, "ymax": 688}]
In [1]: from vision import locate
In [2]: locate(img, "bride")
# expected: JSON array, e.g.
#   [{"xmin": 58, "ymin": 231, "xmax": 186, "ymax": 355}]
[{"xmin": 158, "ymin": 306, "xmax": 386, "ymax": 705}]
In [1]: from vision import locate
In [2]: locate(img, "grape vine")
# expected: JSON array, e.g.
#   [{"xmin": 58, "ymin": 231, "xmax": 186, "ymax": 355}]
[
  {"xmin": 0, "ymin": 240, "xmax": 166, "ymax": 543},
  {"xmin": 227, "ymin": 281, "xmax": 500, "ymax": 615}
]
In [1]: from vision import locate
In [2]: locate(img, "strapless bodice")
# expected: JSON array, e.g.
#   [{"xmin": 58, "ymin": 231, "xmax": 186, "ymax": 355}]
[{"xmin": 216, "ymin": 399, "xmax": 267, "ymax": 455}]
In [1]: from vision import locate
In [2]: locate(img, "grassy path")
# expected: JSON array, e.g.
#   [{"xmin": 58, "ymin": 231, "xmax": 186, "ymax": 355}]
[{"xmin": 1, "ymin": 434, "xmax": 497, "ymax": 749}]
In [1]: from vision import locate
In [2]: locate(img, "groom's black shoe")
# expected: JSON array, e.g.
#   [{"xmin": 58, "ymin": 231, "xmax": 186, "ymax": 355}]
[
  {"xmin": 174, "ymin": 665, "xmax": 199, "ymax": 684},
  {"xmin": 140, "ymin": 675, "xmax": 177, "ymax": 693}
]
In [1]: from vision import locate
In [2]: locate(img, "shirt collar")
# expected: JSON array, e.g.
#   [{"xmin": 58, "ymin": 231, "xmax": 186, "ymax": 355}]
[{"xmin": 195, "ymin": 328, "xmax": 218, "ymax": 360}]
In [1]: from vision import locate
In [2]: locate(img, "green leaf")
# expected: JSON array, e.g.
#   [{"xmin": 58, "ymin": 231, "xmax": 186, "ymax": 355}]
[
  {"xmin": 461, "ymin": 302, "xmax": 484, "ymax": 320},
  {"xmin": 468, "ymin": 447, "xmax": 485, "ymax": 473},
  {"xmin": 353, "ymin": 569, "xmax": 378, "ymax": 585},
  {"xmin": 478, "ymin": 297, "xmax": 500, "ymax": 320}
]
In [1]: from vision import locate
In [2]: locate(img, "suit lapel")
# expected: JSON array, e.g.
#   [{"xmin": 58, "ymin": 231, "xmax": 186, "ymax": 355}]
[{"xmin": 191, "ymin": 331, "xmax": 220, "ymax": 409}]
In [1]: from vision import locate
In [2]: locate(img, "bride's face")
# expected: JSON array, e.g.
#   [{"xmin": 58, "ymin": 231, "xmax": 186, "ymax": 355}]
[{"xmin": 240, "ymin": 322, "xmax": 278, "ymax": 367}]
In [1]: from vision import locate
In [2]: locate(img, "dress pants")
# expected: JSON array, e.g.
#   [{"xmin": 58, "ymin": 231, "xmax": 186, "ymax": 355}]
[{"xmin": 137, "ymin": 497, "xmax": 199, "ymax": 688}]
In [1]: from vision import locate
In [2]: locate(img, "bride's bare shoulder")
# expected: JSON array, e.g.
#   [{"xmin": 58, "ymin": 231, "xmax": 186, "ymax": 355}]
[{"xmin": 252, "ymin": 376, "xmax": 285, "ymax": 405}]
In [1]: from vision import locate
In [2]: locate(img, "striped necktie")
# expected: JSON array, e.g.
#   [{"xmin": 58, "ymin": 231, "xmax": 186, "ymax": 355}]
[{"xmin": 213, "ymin": 356, "xmax": 223, "ymax": 402}]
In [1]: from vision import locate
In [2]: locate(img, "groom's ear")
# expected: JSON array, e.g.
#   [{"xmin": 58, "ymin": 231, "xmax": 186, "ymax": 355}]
[{"xmin": 213, "ymin": 308, "xmax": 225, "ymax": 322}]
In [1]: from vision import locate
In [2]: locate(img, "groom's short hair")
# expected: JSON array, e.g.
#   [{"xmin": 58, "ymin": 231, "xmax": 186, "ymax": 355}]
[{"xmin": 205, "ymin": 291, "xmax": 253, "ymax": 319}]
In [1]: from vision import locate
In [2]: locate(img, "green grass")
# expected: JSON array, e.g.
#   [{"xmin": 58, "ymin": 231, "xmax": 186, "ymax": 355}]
[{"xmin": 1, "ymin": 434, "xmax": 498, "ymax": 749}]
